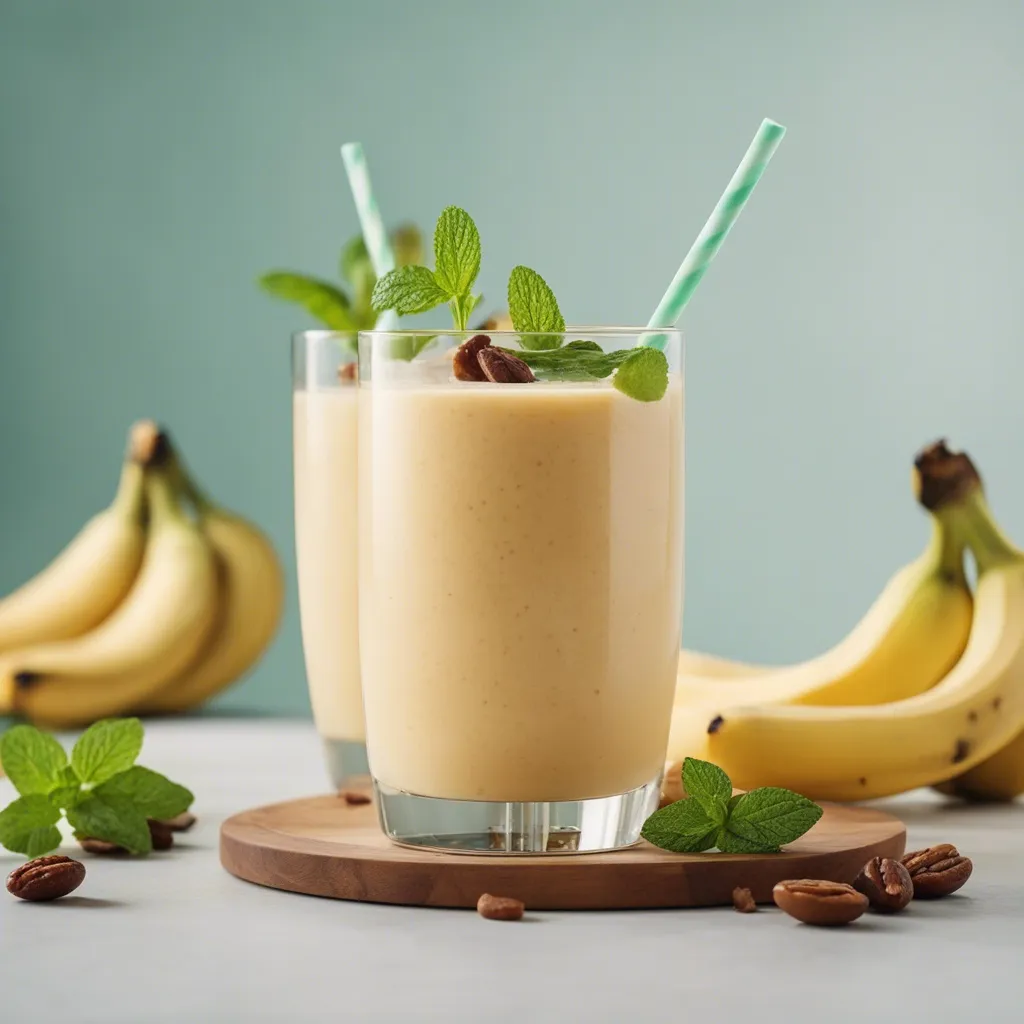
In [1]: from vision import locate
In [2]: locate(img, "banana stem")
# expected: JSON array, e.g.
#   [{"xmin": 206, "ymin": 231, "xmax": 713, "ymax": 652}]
[
  {"xmin": 928, "ymin": 511, "xmax": 969, "ymax": 585},
  {"xmin": 953, "ymin": 490, "xmax": 1023, "ymax": 572},
  {"xmin": 153, "ymin": 436, "xmax": 217, "ymax": 518},
  {"xmin": 145, "ymin": 468, "xmax": 185, "ymax": 526},
  {"xmin": 170, "ymin": 456, "xmax": 215, "ymax": 516},
  {"xmin": 111, "ymin": 459, "xmax": 147, "ymax": 523}
]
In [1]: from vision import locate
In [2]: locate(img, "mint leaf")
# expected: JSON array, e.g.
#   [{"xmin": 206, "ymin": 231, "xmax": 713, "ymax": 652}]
[
  {"xmin": 71, "ymin": 718, "xmax": 143, "ymax": 786},
  {"xmin": 95, "ymin": 766, "xmax": 193, "ymax": 821},
  {"xmin": 507, "ymin": 343, "xmax": 632, "ymax": 379},
  {"xmin": 613, "ymin": 347, "xmax": 669, "ymax": 403},
  {"xmin": 48, "ymin": 786, "xmax": 82, "ymax": 811},
  {"xmin": 717, "ymin": 828, "xmax": 777, "ymax": 855},
  {"xmin": 433, "ymin": 206, "xmax": 481, "ymax": 299},
  {"xmin": 0, "ymin": 794, "xmax": 62, "ymax": 857},
  {"xmin": 372, "ymin": 265, "xmax": 451, "ymax": 316},
  {"xmin": 68, "ymin": 794, "xmax": 152, "ymax": 855},
  {"xmin": 0, "ymin": 724, "xmax": 67, "ymax": 795},
  {"xmin": 725, "ymin": 787, "xmax": 823, "ymax": 851},
  {"xmin": 507, "ymin": 266, "xmax": 565, "ymax": 346},
  {"xmin": 682, "ymin": 758, "xmax": 732, "ymax": 822},
  {"xmin": 641, "ymin": 798, "xmax": 717, "ymax": 853},
  {"xmin": 259, "ymin": 273, "xmax": 357, "ymax": 332},
  {"xmin": 47, "ymin": 764, "xmax": 82, "ymax": 811}
]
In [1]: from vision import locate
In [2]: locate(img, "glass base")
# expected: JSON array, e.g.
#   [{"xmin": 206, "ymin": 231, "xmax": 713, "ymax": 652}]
[
  {"xmin": 322, "ymin": 737, "xmax": 369, "ymax": 789},
  {"xmin": 374, "ymin": 775, "xmax": 662, "ymax": 855}
]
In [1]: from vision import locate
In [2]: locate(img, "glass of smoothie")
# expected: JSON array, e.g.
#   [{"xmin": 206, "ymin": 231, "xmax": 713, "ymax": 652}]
[
  {"xmin": 292, "ymin": 331, "xmax": 367, "ymax": 787},
  {"xmin": 357, "ymin": 328, "xmax": 684, "ymax": 853}
]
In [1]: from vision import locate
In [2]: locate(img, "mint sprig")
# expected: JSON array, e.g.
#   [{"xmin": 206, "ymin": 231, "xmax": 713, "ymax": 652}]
[
  {"xmin": 260, "ymin": 223, "xmax": 424, "ymax": 346},
  {"xmin": 0, "ymin": 719, "xmax": 194, "ymax": 858},
  {"xmin": 372, "ymin": 206, "xmax": 483, "ymax": 331},
  {"xmin": 642, "ymin": 757, "xmax": 823, "ymax": 855}
]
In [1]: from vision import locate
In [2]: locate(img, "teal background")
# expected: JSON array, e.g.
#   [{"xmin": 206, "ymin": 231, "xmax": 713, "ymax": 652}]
[{"xmin": 1, "ymin": 0, "xmax": 1022, "ymax": 716}]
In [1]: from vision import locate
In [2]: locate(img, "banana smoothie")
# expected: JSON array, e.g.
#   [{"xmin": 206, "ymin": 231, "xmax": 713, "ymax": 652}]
[
  {"xmin": 293, "ymin": 384, "xmax": 364, "ymax": 747},
  {"xmin": 359, "ymin": 372, "xmax": 684, "ymax": 804}
]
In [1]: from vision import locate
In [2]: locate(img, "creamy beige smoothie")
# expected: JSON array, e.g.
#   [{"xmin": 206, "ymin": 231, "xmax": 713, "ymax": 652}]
[
  {"xmin": 293, "ymin": 386, "xmax": 364, "ymax": 743},
  {"xmin": 359, "ymin": 378, "xmax": 684, "ymax": 803}
]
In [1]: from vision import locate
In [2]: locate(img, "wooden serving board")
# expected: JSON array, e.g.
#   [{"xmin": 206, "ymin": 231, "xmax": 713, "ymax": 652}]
[{"xmin": 220, "ymin": 792, "xmax": 906, "ymax": 910}]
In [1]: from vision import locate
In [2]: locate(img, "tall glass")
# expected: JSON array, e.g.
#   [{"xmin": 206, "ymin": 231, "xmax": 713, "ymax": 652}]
[
  {"xmin": 358, "ymin": 329, "xmax": 684, "ymax": 853},
  {"xmin": 292, "ymin": 331, "xmax": 367, "ymax": 787}
]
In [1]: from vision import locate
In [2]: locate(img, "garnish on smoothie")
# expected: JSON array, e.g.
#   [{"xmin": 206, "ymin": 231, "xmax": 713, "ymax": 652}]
[{"xmin": 371, "ymin": 207, "xmax": 670, "ymax": 402}]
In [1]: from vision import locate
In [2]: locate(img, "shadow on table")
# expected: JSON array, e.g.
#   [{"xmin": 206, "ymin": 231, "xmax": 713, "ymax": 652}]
[
  {"xmin": 865, "ymin": 797, "xmax": 1024, "ymax": 826},
  {"xmin": 15, "ymin": 896, "xmax": 128, "ymax": 910}
]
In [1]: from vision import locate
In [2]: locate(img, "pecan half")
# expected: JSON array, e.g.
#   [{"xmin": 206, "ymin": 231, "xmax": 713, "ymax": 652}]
[
  {"xmin": 7, "ymin": 855, "xmax": 86, "ymax": 902},
  {"xmin": 77, "ymin": 836, "xmax": 124, "ymax": 855},
  {"xmin": 772, "ymin": 879, "xmax": 868, "ymax": 926},
  {"xmin": 477, "ymin": 347, "xmax": 536, "ymax": 384},
  {"xmin": 452, "ymin": 334, "xmax": 491, "ymax": 381},
  {"xmin": 159, "ymin": 812, "xmax": 196, "ymax": 832},
  {"xmin": 148, "ymin": 820, "xmax": 175, "ymax": 851},
  {"xmin": 901, "ymin": 844, "xmax": 973, "ymax": 897},
  {"xmin": 853, "ymin": 856, "xmax": 914, "ymax": 911}
]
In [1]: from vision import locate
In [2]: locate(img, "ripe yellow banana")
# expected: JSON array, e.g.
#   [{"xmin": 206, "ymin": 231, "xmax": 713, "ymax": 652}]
[
  {"xmin": 677, "ymin": 650, "xmax": 761, "ymax": 679},
  {"xmin": 0, "ymin": 451, "xmax": 220, "ymax": 729},
  {"xmin": 688, "ymin": 448, "xmax": 1024, "ymax": 801},
  {"xmin": 935, "ymin": 446, "xmax": 1024, "ymax": 803},
  {"xmin": 673, "ymin": 510, "xmax": 971, "ymax": 711},
  {"xmin": 138, "ymin": 448, "xmax": 284, "ymax": 713},
  {"xmin": 934, "ymin": 727, "xmax": 1024, "ymax": 802},
  {"xmin": 0, "ymin": 450, "xmax": 146, "ymax": 656}
]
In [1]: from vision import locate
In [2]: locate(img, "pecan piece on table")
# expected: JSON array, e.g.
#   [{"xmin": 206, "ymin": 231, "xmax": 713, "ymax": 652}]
[
  {"xmin": 7, "ymin": 855, "xmax": 86, "ymax": 902},
  {"xmin": 901, "ymin": 844, "xmax": 973, "ymax": 898}
]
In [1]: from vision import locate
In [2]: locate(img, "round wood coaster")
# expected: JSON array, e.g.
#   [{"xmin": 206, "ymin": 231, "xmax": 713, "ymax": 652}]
[{"xmin": 220, "ymin": 792, "xmax": 906, "ymax": 910}]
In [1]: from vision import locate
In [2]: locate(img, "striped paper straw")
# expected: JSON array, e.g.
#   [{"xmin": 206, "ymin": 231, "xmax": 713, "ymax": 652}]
[
  {"xmin": 642, "ymin": 118, "xmax": 786, "ymax": 348},
  {"xmin": 340, "ymin": 141, "xmax": 399, "ymax": 331}
]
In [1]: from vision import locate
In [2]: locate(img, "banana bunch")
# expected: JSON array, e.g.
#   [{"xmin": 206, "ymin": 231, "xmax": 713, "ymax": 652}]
[
  {"xmin": 0, "ymin": 422, "xmax": 283, "ymax": 728},
  {"xmin": 670, "ymin": 441, "xmax": 1024, "ymax": 803}
]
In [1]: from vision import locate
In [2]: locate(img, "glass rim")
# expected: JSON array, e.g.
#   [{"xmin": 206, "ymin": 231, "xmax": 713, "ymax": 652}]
[
  {"xmin": 291, "ymin": 329, "xmax": 358, "ymax": 344},
  {"xmin": 293, "ymin": 327, "xmax": 683, "ymax": 342},
  {"xmin": 356, "ymin": 326, "xmax": 683, "ymax": 338}
]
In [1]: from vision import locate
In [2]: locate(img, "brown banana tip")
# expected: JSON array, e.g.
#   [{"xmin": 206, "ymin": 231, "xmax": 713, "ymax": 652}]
[
  {"xmin": 13, "ymin": 671, "xmax": 40, "ymax": 690},
  {"xmin": 707, "ymin": 715, "xmax": 725, "ymax": 735},
  {"xmin": 128, "ymin": 420, "xmax": 172, "ymax": 467},
  {"xmin": 912, "ymin": 439, "xmax": 982, "ymax": 511}
]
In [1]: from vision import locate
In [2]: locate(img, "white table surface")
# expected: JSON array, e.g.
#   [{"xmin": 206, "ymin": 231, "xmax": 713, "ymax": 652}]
[{"xmin": 1, "ymin": 718, "xmax": 1022, "ymax": 1024}]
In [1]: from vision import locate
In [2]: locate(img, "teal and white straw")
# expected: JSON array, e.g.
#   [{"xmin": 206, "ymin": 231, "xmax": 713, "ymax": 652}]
[
  {"xmin": 340, "ymin": 141, "xmax": 399, "ymax": 331},
  {"xmin": 643, "ymin": 118, "xmax": 786, "ymax": 348}
]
